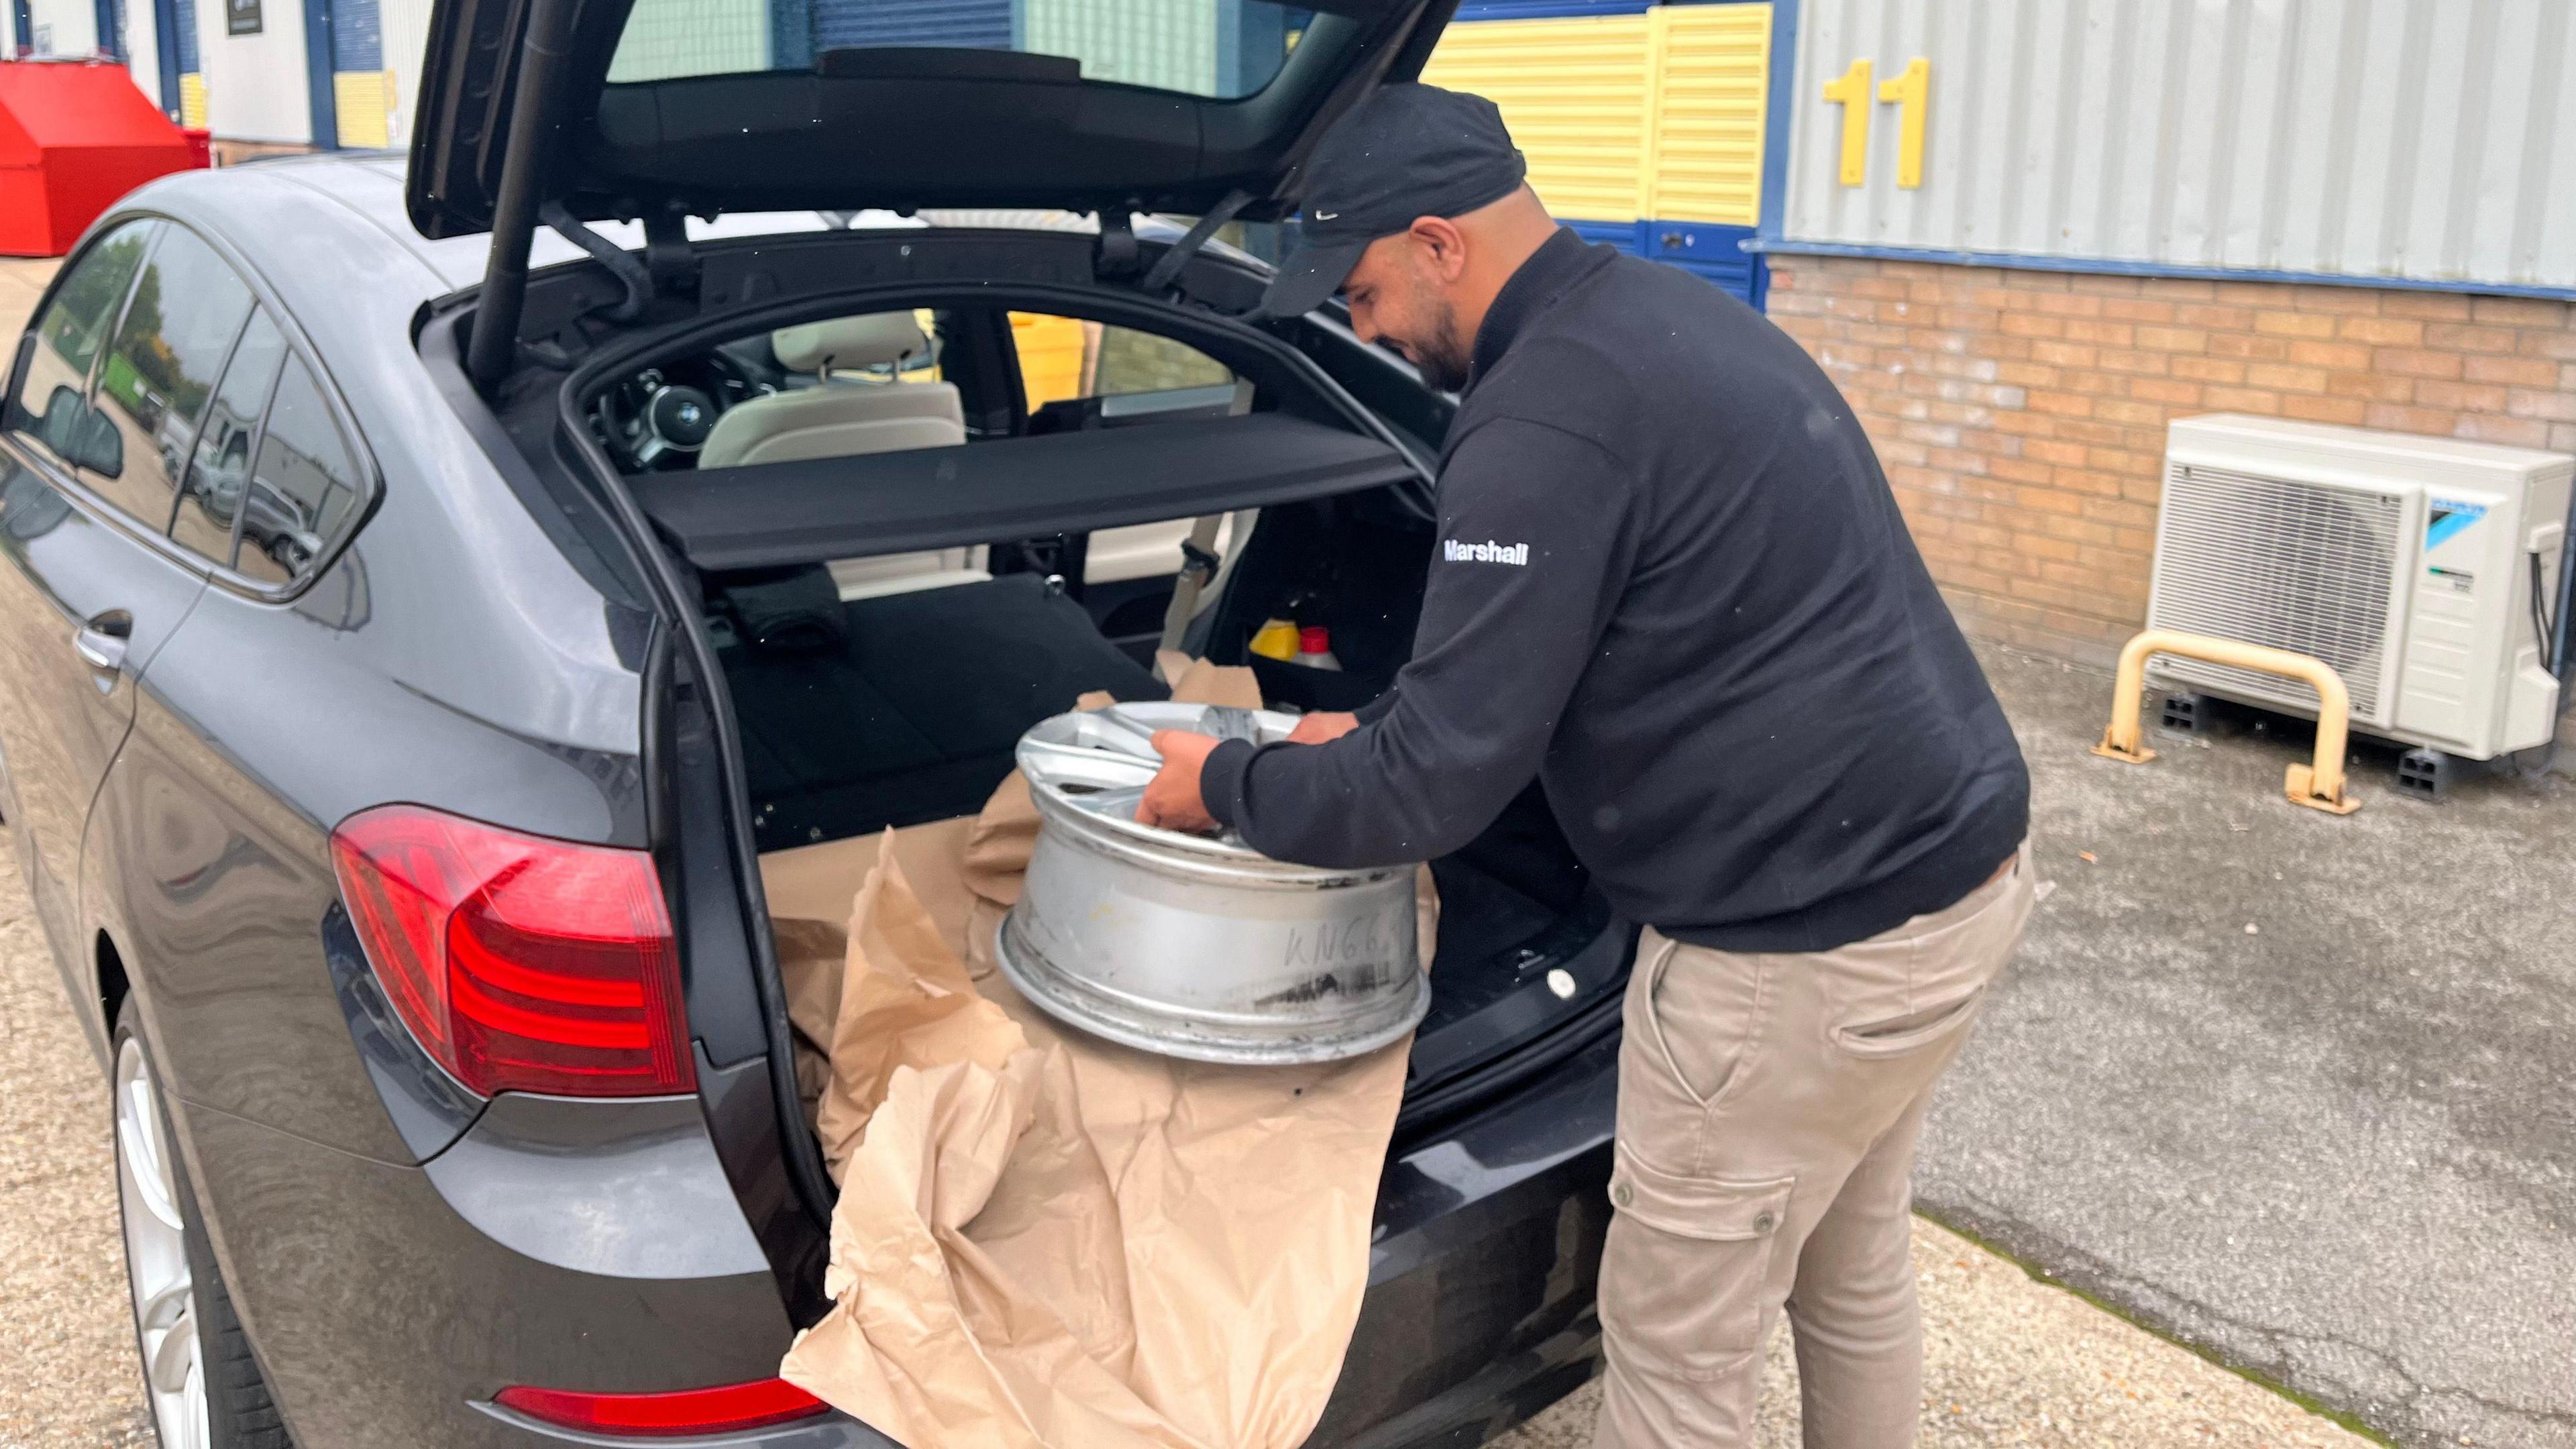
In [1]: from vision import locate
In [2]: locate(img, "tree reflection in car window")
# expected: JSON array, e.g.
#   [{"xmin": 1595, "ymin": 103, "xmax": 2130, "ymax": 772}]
[
  {"xmin": 11, "ymin": 219, "xmax": 158, "ymax": 473},
  {"xmin": 90, "ymin": 226, "xmax": 254, "ymax": 534},
  {"xmin": 174, "ymin": 309, "xmax": 287, "ymax": 567},
  {"xmin": 234, "ymin": 359, "xmax": 360, "ymax": 588}
]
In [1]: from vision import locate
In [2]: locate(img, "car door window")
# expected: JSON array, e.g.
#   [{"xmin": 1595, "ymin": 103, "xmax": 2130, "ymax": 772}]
[
  {"xmin": 89, "ymin": 225, "xmax": 255, "ymax": 535},
  {"xmin": 172, "ymin": 309, "xmax": 288, "ymax": 566},
  {"xmin": 1092, "ymin": 326, "xmax": 1234, "ymax": 398},
  {"xmin": 233, "ymin": 358, "xmax": 361, "ymax": 588},
  {"xmin": 11, "ymin": 218, "xmax": 159, "ymax": 473},
  {"xmin": 1006, "ymin": 314, "xmax": 1235, "ymax": 416}
]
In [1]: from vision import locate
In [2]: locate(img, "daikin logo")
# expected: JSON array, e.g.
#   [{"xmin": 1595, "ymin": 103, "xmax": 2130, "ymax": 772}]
[
  {"xmin": 2425, "ymin": 497, "xmax": 2487, "ymax": 550},
  {"xmin": 1444, "ymin": 539, "xmax": 1529, "ymax": 566}
]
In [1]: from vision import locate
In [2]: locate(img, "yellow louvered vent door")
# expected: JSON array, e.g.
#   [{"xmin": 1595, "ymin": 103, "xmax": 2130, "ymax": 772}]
[
  {"xmin": 1417, "ymin": 14, "xmax": 1655, "ymax": 227},
  {"xmin": 1643, "ymin": 3, "xmax": 1771, "ymax": 228},
  {"xmin": 334, "ymin": 72, "xmax": 396, "ymax": 150},
  {"xmin": 1415, "ymin": 3, "xmax": 1775, "ymax": 305}
]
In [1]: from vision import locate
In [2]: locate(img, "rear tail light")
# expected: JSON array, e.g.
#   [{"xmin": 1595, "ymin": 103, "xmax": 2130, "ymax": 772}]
[
  {"xmin": 329, "ymin": 804, "xmax": 694, "ymax": 1098},
  {"xmin": 494, "ymin": 1379, "xmax": 830, "ymax": 1437}
]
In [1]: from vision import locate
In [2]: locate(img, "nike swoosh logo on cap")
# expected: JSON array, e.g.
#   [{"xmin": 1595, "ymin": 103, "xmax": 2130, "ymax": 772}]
[{"xmin": 1312, "ymin": 210, "xmax": 1338, "ymax": 220}]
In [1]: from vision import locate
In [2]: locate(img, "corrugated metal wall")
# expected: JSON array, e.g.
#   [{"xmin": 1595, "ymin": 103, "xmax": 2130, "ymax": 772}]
[
  {"xmin": 1784, "ymin": 0, "xmax": 2576, "ymax": 292},
  {"xmin": 192, "ymin": 0, "xmax": 318, "ymax": 143},
  {"xmin": 24, "ymin": 0, "xmax": 98, "ymax": 57},
  {"xmin": 377, "ymin": 0, "xmax": 430, "ymax": 148}
]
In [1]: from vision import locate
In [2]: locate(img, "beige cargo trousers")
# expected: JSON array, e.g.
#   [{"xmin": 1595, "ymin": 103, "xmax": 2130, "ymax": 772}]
[{"xmin": 1591, "ymin": 844, "xmax": 2035, "ymax": 1448}]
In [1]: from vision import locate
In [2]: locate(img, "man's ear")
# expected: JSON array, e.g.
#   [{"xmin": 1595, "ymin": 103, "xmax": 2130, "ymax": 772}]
[{"xmin": 1407, "ymin": 215, "xmax": 1472, "ymax": 282}]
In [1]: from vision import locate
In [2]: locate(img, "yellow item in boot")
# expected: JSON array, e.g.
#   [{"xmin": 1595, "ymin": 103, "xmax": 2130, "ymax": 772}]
[{"xmin": 1249, "ymin": 619, "xmax": 1301, "ymax": 661}]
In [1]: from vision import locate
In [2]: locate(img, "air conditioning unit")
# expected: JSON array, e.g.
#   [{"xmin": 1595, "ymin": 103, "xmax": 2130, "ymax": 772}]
[{"xmin": 2147, "ymin": 414, "xmax": 2573, "ymax": 762}]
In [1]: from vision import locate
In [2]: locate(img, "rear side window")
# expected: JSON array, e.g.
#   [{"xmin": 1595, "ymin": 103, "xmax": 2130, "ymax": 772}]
[
  {"xmin": 1008, "ymin": 313, "xmax": 1238, "ymax": 427},
  {"xmin": 172, "ymin": 309, "xmax": 288, "ymax": 566},
  {"xmin": 90, "ymin": 225, "xmax": 256, "ymax": 532},
  {"xmin": 11, "ymin": 218, "xmax": 158, "ymax": 471},
  {"xmin": 1094, "ymin": 326, "xmax": 1234, "ymax": 396},
  {"xmin": 233, "ymin": 359, "xmax": 362, "ymax": 588}
]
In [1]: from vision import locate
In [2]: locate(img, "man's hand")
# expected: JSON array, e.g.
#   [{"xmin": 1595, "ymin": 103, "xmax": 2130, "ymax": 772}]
[
  {"xmin": 1287, "ymin": 710, "xmax": 1360, "ymax": 745},
  {"xmin": 1138, "ymin": 714, "xmax": 1362, "ymax": 833},
  {"xmin": 1138, "ymin": 730, "xmax": 1222, "ymax": 833}
]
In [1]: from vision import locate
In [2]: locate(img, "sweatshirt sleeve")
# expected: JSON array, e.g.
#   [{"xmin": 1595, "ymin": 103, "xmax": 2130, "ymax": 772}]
[{"xmin": 1200, "ymin": 416, "xmax": 1637, "ymax": 867}]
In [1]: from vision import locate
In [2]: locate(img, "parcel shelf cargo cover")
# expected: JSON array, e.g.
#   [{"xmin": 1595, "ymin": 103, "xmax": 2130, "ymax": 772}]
[{"xmin": 759, "ymin": 659, "xmax": 1438, "ymax": 1448}]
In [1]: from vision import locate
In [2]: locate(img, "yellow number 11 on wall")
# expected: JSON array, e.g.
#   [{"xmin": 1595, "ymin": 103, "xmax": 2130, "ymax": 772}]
[
  {"xmin": 1822, "ymin": 56, "xmax": 1932, "ymax": 189},
  {"xmin": 1821, "ymin": 58, "xmax": 1872, "ymax": 186},
  {"xmin": 1877, "ymin": 58, "xmax": 1931, "ymax": 188}
]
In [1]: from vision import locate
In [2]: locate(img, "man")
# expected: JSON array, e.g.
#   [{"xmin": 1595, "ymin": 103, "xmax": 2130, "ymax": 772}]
[{"xmin": 1140, "ymin": 85, "xmax": 2032, "ymax": 1448}]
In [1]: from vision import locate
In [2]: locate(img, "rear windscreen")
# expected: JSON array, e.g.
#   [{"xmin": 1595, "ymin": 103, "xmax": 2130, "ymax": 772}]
[{"xmin": 609, "ymin": 0, "xmax": 1313, "ymax": 99}]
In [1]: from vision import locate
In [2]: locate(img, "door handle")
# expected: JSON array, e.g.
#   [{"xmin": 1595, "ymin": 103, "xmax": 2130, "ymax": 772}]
[{"xmin": 74, "ymin": 610, "xmax": 133, "ymax": 674}]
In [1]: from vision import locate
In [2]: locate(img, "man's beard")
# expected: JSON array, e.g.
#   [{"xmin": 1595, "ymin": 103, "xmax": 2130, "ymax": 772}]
[{"xmin": 1402, "ymin": 294, "xmax": 1472, "ymax": 392}]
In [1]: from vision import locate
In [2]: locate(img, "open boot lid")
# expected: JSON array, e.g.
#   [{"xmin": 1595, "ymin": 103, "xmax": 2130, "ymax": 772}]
[{"xmin": 405, "ymin": 0, "xmax": 1460, "ymax": 241}]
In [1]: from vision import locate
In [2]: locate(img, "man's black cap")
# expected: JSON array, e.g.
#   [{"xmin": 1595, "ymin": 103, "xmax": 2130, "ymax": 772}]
[{"xmin": 1259, "ymin": 83, "xmax": 1527, "ymax": 319}]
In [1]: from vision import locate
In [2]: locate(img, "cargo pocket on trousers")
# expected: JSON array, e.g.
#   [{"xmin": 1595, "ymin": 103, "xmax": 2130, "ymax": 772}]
[{"xmin": 1599, "ymin": 1148, "xmax": 1794, "ymax": 1381}]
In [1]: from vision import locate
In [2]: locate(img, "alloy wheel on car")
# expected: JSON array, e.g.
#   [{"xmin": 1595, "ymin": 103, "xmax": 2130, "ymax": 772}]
[{"xmin": 115, "ymin": 1036, "xmax": 213, "ymax": 1449}]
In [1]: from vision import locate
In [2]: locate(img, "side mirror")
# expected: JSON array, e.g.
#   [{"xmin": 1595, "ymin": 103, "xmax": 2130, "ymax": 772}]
[
  {"xmin": 41, "ymin": 386, "xmax": 123, "ymax": 477},
  {"xmin": 38, "ymin": 386, "xmax": 83, "ymax": 458}
]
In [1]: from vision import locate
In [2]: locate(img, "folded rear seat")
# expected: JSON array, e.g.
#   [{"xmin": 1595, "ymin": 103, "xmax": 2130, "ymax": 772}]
[{"xmin": 724, "ymin": 572, "xmax": 1167, "ymax": 848}]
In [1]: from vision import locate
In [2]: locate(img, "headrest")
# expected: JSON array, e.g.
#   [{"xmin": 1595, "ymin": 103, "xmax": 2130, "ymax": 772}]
[{"xmin": 771, "ymin": 312, "xmax": 929, "ymax": 374}]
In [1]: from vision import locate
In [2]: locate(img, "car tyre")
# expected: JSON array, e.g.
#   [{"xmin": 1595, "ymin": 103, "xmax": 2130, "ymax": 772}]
[{"xmin": 112, "ymin": 999, "xmax": 294, "ymax": 1449}]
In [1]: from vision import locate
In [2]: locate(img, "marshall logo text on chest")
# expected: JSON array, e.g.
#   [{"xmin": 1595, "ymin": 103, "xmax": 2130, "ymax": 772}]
[{"xmin": 1442, "ymin": 539, "xmax": 1529, "ymax": 566}]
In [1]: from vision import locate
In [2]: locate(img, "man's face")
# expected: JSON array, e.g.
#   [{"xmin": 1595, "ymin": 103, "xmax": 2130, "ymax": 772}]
[{"xmin": 1341, "ymin": 233, "xmax": 1473, "ymax": 392}]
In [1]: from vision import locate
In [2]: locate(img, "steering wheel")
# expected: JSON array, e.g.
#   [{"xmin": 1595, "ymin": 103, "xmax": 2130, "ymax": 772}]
[{"xmin": 595, "ymin": 351, "xmax": 768, "ymax": 471}]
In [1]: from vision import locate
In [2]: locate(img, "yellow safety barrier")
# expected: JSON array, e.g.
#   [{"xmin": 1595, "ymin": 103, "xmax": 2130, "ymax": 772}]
[{"xmin": 2093, "ymin": 629, "xmax": 2362, "ymax": 816}]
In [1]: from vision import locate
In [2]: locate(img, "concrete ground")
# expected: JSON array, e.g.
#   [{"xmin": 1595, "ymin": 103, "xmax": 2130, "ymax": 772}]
[
  {"xmin": 0, "ymin": 259, "xmax": 55, "ymax": 344},
  {"xmin": 1498, "ymin": 1216, "xmax": 2369, "ymax": 1449},
  {"xmin": 0, "ymin": 859, "xmax": 156, "ymax": 1448},
  {"xmin": 1901, "ymin": 646, "xmax": 2576, "ymax": 1449}
]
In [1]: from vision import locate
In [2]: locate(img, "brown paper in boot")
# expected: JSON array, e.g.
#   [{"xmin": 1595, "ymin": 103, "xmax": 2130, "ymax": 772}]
[{"xmin": 769, "ymin": 659, "xmax": 1428, "ymax": 1449}]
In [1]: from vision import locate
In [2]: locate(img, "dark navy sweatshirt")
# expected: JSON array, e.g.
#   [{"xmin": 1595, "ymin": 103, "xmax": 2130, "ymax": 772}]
[{"xmin": 1201, "ymin": 228, "xmax": 2029, "ymax": 953}]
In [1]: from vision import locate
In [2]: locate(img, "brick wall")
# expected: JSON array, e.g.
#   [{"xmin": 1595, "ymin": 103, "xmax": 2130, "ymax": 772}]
[{"xmin": 1766, "ymin": 257, "xmax": 2576, "ymax": 677}]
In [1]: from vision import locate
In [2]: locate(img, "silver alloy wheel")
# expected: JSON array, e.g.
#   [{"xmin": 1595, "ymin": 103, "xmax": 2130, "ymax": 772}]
[{"xmin": 115, "ymin": 1036, "xmax": 212, "ymax": 1449}]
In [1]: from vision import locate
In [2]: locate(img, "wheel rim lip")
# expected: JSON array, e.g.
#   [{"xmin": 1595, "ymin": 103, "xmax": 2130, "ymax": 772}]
[{"xmin": 115, "ymin": 1035, "xmax": 209, "ymax": 1449}]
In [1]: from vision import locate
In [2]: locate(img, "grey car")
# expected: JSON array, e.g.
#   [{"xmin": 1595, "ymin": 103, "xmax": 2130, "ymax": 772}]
[{"xmin": 0, "ymin": 0, "xmax": 1637, "ymax": 1443}]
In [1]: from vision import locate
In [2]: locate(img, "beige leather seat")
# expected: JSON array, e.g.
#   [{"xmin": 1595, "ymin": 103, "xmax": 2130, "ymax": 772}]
[
  {"xmin": 698, "ymin": 313, "xmax": 966, "ymax": 470},
  {"xmin": 701, "ymin": 313, "xmax": 985, "ymax": 599}
]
